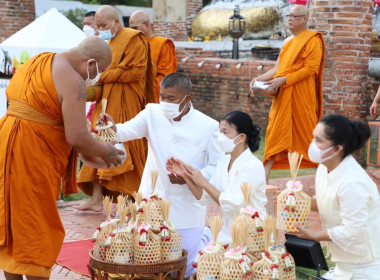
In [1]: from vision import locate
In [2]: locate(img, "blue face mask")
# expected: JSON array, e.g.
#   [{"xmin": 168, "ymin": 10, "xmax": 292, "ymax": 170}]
[{"xmin": 99, "ymin": 20, "xmax": 115, "ymax": 40}]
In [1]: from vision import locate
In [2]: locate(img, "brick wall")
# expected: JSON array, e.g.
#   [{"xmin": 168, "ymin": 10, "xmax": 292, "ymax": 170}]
[
  {"xmin": 0, "ymin": 0, "xmax": 35, "ymax": 43},
  {"xmin": 310, "ymin": 0, "xmax": 374, "ymax": 121},
  {"xmin": 154, "ymin": 0, "xmax": 202, "ymax": 41},
  {"xmin": 176, "ymin": 48, "xmax": 276, "ymax": 127}
]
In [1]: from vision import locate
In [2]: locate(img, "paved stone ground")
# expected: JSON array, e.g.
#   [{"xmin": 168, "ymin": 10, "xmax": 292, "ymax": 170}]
[{"xmin": 1, "ymin": 172, "xmax": 379, "ymax": 279}]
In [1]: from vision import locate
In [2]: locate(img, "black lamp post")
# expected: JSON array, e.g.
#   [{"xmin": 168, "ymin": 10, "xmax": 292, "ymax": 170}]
[{"xmin": 229, "ymin": 4, "xmax": 246, "ymax": 59}]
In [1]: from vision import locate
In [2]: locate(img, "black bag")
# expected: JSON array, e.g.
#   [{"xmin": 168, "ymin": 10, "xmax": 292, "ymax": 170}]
[{"xmin": 285, "ymin": 234, "xmax": 328, "ymax": 273}]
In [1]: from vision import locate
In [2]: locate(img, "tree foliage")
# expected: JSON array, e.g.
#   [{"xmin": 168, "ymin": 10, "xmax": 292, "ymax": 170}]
[{"xmin": 62, "ymin": 8, "xmax": 87, "ymax": 29}]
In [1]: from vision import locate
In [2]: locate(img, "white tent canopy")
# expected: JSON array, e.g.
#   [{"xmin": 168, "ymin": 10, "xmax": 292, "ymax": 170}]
[{"xmin": 0, "ymin": 8, "xmax": 86, "ymax": 118}]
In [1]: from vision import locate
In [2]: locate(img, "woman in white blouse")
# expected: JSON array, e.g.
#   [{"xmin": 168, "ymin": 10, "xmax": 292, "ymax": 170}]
[
  {"xmin": 294, "ymin": 114, "xmax": 380, "ymax": 279},
  {"xmin": 166, "ymin": 110, "xmax": 267, "ymax": 243}
]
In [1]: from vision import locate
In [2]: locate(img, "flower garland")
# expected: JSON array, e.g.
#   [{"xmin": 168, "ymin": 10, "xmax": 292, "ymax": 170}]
[
  {"xmin": 240, "ymin": 206, "xmax": 263, "ymax": 232},
  {"xmin": 160, "ymin": 221, "xmax": 173, "ymax": 241},
  {"xmin": 284, "ymin": 181, "xmax": 303, "ymax": 213},
  {"xmin": 192, "ymin": 241, "xmax": 227, "ymax": 268},
  {"xmin": 138, "ymin": 224, "xmax": 151, "ymax": 246},
  {"xmin": 262, "ymin": 251, "xmax": 280, "ymax": 280},
  {"xmin": 281, "ymin": 250, "xmax": 293, "ymax": 272},
  {"xmin": 223, "ymin": 246, "xmax": 253, "ymax": 278},
  {"xmin": 104, "ymin": 225, "xmax": 135, "ymax": 248},
  {"xmin": 91, "ymin": 219, "xmax": 119, "ymax": 241},
  {"xmin": 137, "ymin": 198, "xmax": 147, "ymax": 214}
]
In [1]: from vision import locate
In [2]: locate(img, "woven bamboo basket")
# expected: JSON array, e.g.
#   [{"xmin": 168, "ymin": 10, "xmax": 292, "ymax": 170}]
[
  {"xmin": 148, "ymin": 196, "xmax": 164, "ymax": 232},
  {"xmin": 92, "ymin": 219, "xmax": 119, "ymax": 261},
  {"xmin": 105, "ymin": 225, "xmax": 135, "ymax": 264},
  {"xmin": 194, "ymin": 216, "xmax": 225, "ymax": 280},
  {"xmin": 235, "ymin": 183, "xmax": 265, "ymax": 254},
  {"xmin": 276, "ymin": 152, "xmax": 311, "ymax": 232},
  {"xmin": 159, "ymin": 200, "xmax": 183, "ymax": 261},
  {"xmin": 133, "ymin": 192, "xmax": 147, "ymax": 226},
  {"xmin": 134, "ymin": 227, "xmax": 161, "ymax": 264},
  {"xmin": 220, "ymin": 218, "xmax": 254, "ymax": 280},
  {"xmin": 251, "ymin": 252, "xmax": 283, "ymax": 280},
  {"xmin": 269, "ymin": 246, "xmax": 296, "ymax": 280}
]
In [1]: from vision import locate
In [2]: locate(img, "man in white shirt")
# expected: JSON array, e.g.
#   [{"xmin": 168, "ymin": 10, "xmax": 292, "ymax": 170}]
[{"xmin": 108, "ymin": 73, "xmax": 222, "ymax": 277}]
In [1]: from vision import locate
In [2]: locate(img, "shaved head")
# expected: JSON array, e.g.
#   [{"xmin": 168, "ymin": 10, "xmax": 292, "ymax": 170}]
[
  {"xmin": 291, "ymin": 5, "xmax": 309, "ymax": 19},
  {"xmin": 75, "ymin": 36, "xmax": 112, "ymax": 70},
  {"xmin": 97, "ymin": 5, "xmax": 118, "ymax": 21},
  {"xmin": 129, "ymin": 10, "xmax": 150, "ymax": 24},
  {"xmin": 129, "ymin": 10, "xmax": 153, "ymax": 38}
]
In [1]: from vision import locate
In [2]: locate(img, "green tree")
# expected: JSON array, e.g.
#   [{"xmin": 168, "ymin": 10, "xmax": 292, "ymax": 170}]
[{"xmin": 62, "ymin": 8, "xmax": 88, "ymax": 29}]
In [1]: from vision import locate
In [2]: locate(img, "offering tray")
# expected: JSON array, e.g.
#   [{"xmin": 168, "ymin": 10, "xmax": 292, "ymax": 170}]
[{"xmin": 89, "ymin": 249, "xmax": 188, "ymax": 280}]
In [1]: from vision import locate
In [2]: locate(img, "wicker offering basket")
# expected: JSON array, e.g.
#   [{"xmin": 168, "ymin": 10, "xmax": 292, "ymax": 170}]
[
  {"xmin": 160, "ymin": 200, "xmax": 183, "ymax": 261},
  {"xmin": 251, "ymin": 252, "xmax": 283, "ymax": 280},
  {"xmin": 220, "ymin": 219, "xmax": 254, "ymax": 280},
  {"xmin": 92, "ymin": 196, "xmax": 119, "ymax": 261},
  {"xmin": 133, "ymin": 191, "xmax": 147, "ymax": 226},
  {"xmin": 134, "ymin": 203, "xmax": 161, "ymax": 264},
  {"xmin": 235, "ymin": 183, "xmax": 265, "ymax": 254},
  {"xmin": 105, "ymin": 196, "xmax": 136, "ymax": 264},
  {"xmin": 91, "ymin": 99, "xmax": 118, "ymax": 143},
  {"xmin": 276, "ymin": 153, "xmax": 311, "ymax": 232},
  {"xmin": 147, "ymin": 171, "xmax": 164, "ymax": 232},
  {"xmin": 195, "ymin": 216, "xmax": 225, "ymax": 280}
]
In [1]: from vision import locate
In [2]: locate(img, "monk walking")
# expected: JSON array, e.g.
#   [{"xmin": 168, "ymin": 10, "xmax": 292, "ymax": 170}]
[
  {"xmin": 129, "ymin": 10, "xmax": 177, "ymax": 101},
  {"xmin": 250, "ymin": 5, "xmax": 325, "ymax": 182},
  {"xmin": 0, "ymin": 36, "xmax": 124, "ymax": 279},
  {"xmin": 76, "ymin": 5, "xmax": 156, "ymax": 212}
]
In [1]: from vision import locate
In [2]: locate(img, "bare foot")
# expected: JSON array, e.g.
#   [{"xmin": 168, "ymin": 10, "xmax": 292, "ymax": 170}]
[{"xmin": 74, "ymin": 199, "xmax": 104, "ymax": 212}]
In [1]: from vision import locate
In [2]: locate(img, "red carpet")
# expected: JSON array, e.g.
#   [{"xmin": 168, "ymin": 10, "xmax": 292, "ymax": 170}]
[{"xmin": 56, "ymin": 239, "xmax": 93, "ymax": 277}]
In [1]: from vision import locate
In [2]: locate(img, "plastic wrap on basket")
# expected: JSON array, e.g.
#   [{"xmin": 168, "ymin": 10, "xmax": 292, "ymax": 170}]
[
  {"xmin": 235, "ymin": 183, "xmax": 265, "ymax": 254},
  {"xmin": 134, "ymin": 202, "xmax": 161, "ymax": 264},
  {"xmin": 220, "ymin": 219, "xmax": 254, "ymax": 280},
  {"xmin": 276, "ymin": 152, "xmax": 311, "ymax": 232},
  {"xmin": 195, "ymin": 216, "xmax": 225, "ymax": 280},
  {"xmin": 160, "ymin": 200, "xmax": 183, "ymax": 261}
]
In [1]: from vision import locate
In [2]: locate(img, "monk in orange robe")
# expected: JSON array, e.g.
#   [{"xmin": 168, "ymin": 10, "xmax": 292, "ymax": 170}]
[
  {"xmin": 0, "ymin": 37, "xmax": 124, "ymax": 279},
  {"xmin": 129, "ymin": 10, "xmax": 177, "ymax": 101},
  {"xmin": 250, "ymin": 5, "xmax": 325, "ymax": 182},
  {"xmin": 76, "ymin": 5, "xmax": 156, "ymax": 212}
]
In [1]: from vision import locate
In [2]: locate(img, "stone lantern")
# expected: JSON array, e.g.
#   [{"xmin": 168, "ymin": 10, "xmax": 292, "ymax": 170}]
[{"xmin": 228, "ymin": 4, "xmax": 246, "ymax": 59}]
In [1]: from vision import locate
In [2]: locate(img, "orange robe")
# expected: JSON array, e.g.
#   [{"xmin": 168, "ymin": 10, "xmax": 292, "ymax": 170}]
[
  {"xmin": 149, "ymin": 36, "xmax": 177, "ymax": 100},
  {"xmin": 263, "ymin": 30, "xmax": 325, "ymax": 170},
  {"xmin": 78, "ymin": 28, "xmax": 156, "ymax": 198},
  {"xmin": 0, "ymin": 53, "xmax": 78, "ymax": 276}
]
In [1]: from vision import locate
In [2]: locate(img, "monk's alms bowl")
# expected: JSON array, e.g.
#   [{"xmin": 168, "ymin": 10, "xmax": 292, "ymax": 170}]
[
  {"xmin": 86, "ymin": 84, "xmax": 103, "ymax": 102},
  {"xmin": 251, "ymin": 81, "xmax": 278, "ymax": 98}
]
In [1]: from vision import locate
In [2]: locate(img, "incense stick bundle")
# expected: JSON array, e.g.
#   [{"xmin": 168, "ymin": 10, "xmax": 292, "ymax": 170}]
[
  {"xmin": 91, "ymin": 99, "xmax": 118, "ymax": 143},
  {"xmin": 276, "ymin": 152, "xmax": 311, "ymax": 232}
]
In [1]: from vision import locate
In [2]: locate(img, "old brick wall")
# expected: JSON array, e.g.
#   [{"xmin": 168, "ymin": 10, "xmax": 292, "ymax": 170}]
[
  {"xmin": 0, "ymin": 0, "xmax": 35, "ymax": 43},
  {"xmin": 309, "ymin": 0, "xmax": 374, "ymax": 121},
  {"xmin": 176, "ymin": 48, "xmax": 276, "ymax": 127},
  {"xmin": 154, "ymin": 0, "xmax": 202, "ymax": 41}
]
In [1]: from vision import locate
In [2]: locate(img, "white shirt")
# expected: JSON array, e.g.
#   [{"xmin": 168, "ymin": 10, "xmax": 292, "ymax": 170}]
[
  {"xmin": 116, "ymin": 103, "xmax": 222, "ymax": 229},
  {"xmin": 199, "ymin": 148, "xmax": 267, "ymax": 243},
  {"xmin": 315, "ymin": 155, "xmax": 380, "ymax": 264}
]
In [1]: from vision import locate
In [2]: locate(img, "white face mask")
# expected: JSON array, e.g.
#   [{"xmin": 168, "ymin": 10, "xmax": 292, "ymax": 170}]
[
  {"xmin": 83, "ymin": 25, "xmax": 95, "ymax": 37},
  {"xmin": 217, "ymin": 133, "xmax": 241, "ymax": 153},
  {"xmin": 84, "ymin": 60, "xmax": 101, "ymax": 87},
  {"xmin": 160, "ymin": 95, "xmax": 188, "ymax": 119},
  {"xmin": 308, "ymin": 141, "xmax": 336, "ymax": 164}
]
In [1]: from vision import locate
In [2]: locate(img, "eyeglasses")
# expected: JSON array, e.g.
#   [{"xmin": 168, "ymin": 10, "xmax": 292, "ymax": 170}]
[
  {"xmin": 130, "ymin": 20, "xmax": 148, "ymax": 30},
  {"xmin": 286, "ymin": 14, "xmax": 306, "ymax": 19}
]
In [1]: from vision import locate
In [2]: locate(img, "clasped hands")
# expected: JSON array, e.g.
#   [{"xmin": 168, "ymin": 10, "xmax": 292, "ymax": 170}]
[{"xmin": 166, "ymin": 157, "xmax": 206, "ymax": 186}]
